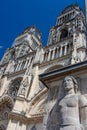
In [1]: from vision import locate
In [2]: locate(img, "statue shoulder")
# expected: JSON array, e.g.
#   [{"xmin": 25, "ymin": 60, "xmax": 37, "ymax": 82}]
[{"xmin": 78, "ymin": 94, "xmax": 87, "ymax": 108}]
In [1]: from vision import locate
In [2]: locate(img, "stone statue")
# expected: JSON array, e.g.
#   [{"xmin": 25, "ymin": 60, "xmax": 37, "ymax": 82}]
[
  {"xmin": 71, "ymin": 44, "xmax": 81, "ymax": 64},
  {"xmin": 47, "ymin": 76, "xmax": 87, "ymax": 130}
]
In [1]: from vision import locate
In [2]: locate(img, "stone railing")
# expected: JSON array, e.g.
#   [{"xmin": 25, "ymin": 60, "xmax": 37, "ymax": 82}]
[
  {"xmin": 15, "ymin": 57, "xmax": 33, "ymax": 72},
  {"xmin": 41, "ymin": 42, "xmax": 73, "ymax": 63}
]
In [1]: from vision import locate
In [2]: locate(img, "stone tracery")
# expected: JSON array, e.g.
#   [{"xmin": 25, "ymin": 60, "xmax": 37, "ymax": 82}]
[{"xmin": 7, "ymin": 78, "xmax": 22, "ymax": 99}]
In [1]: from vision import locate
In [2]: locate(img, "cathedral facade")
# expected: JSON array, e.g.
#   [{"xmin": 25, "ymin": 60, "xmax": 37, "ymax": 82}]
[{"xmin": 0, "ymin": 4, "xmax": 87, "ymax": 130}]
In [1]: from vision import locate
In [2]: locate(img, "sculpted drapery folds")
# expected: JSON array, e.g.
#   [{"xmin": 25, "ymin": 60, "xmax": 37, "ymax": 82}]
[{"xmin": 47, "ymin": 76, "xmax": 87, "ymax": 130}]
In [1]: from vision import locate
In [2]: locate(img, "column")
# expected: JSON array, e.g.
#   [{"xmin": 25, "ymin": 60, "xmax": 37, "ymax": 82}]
[
  {"xmin": 6, "ymin": 120, "xmax": 12, "ymax": 130},
  {"xmin": 27, "ymin": 57, "xmax": 31, "ymax": 67},
  {"xmin": 40, "ymin": 49, "xmax": 44, "ymax": 63},
  {"xmin": 7, "ymin": 120, "xmax": 18, "ymax": 130},
  {"xmin": 15, "ymin": 122, "xmax": 20, "ymax": 130},
  {"xmin": 45, "ymin": 52, "xmax": 48, "ymax": 61},
  {"xmin": 24, "ymin": 58, "xmax": 29, "ymax": 68},
  {"xmin": 41, "ymin": 52, "xmax": 45, "ymax": 63},
  {"xmin": 16, "ymin": 61, "xmax": 21, "ymax": 71},
  {"xmin": 47, "ymin": 50, "xmax": 51, "ymax": 61},
  {"xmin": 67, "ymin": 43, "xmax": 70, "ymax": 54},
  {"xmin": 64, "ymin": 43, "xmax": 67, "ymax": 55},
  {"xmin": 52, "ymin": 48, "xmax": 56, "ymax": 60},
  {"xmin": 19, "ymin": 60, "xmax": 23, "ymax": 71},
  {"xmin": 21, "ymin": 124, "xmax": 26, "ymax": 130},
  {"xmin": 60, "ymin": 45, "xmax": 63, "ymax": 57},
  {"xmin": 25, "ymin": 57, "xmax": 32, "ymax": 75},
  {"xmin": 56, "ymin": 47, "xmax": 59, "ymax": 58}
]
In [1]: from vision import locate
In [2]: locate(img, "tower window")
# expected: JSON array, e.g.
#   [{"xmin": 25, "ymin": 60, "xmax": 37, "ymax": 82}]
[{"xmin": 60, "ymin": 29, "xmax": 68, "ymax": 39}]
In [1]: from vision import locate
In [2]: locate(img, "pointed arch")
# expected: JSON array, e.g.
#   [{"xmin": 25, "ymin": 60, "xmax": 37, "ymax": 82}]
[
  {"xmin": 0, "ymin": 124, "xmax": 5, "ymax": 130},
  {"xmin": 0, "ymin": 95, "xmax": 14, "ymax": 108},
  {"xmin": 7, "ymin": 77, "xmax": 23, "ymax": 99},
  {"xmin": 44, "ymin": 64, "xmax": 64, "ymax": 73},
  {"xmin": 0, "ymin": 95, "xmax": 14, "ymax": 130},
  {"xmin": 28, "ymin": 88, "xmax": 47, "ymax": 115}
]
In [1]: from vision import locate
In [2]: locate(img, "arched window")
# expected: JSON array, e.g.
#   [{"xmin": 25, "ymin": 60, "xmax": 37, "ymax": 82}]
[
  {"xmin": 60, "ymin": 29, "xmax": 68, "ymax": 39},
  {"xmin": 8, "ymin": 78, "xmax": 22, "ymax": 99},
  {"xmin": 0, "ymin": 125, "xmax": 5, "ymax": 130},
  {"xmin": 0, "ymin": 96, "xmax": 13, "ymax": 130}
]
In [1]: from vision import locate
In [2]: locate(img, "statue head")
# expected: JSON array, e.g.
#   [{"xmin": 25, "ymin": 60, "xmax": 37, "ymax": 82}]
[{"xmin": 63, "ymin": 76, "xmax": 78, "ymax": 93}]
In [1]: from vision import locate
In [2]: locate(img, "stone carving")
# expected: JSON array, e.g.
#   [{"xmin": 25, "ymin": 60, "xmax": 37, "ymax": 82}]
[
  {"xmin": 0, "ymin": 67, "xmax": 4, "ymax": 76},
  {"xmin": 71, "ymin": 45, "xmax": 81, "ymax": 64},
  {"xmin": 18, "ymin": 74, "xmax": 33, "ymax": 96},
  {"xmin": 47, "ymin": 76, "xmax": 87, "ymax": 130}
]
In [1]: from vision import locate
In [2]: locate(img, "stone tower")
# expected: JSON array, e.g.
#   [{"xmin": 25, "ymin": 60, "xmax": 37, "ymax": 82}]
[{"xmin": 0, "ymin": 4, "xmax": 87, "ymax": 130}]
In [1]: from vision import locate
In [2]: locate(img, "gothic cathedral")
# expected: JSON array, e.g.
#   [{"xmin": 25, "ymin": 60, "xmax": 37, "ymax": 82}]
[{"xmin": 0, "ymin": 4, "xmax": 87, "ymax": 130}]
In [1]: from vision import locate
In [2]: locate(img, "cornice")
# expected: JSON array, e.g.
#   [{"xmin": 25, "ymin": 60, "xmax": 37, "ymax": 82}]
[
  {"xmin": 39, "ymin": 54, "xmax": 70, "ymax": 68},
  {"xmin": 39, "ymin": 60, "xmax": 87, "ymax": 88},
  {"xmin": 9, "ymin": 112, "xmax": 44, "ymax": 124},
  {"xmin": 7, "ymin": 69, "xmax": 26, "ymax": 78}
]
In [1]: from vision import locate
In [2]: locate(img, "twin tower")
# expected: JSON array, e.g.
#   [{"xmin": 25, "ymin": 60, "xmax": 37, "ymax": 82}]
[{"xmin": 0, "ymin": 4, "xmax": 87, "ymax": 130}]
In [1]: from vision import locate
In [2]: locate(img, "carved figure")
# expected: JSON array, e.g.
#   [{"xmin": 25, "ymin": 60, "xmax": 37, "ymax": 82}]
[
  {"xmin": 71, "ymin": 45, "xmax": 81, "ymax": 64},
  {"xmin": 18, "ymin": 74, "xmax": 33, "ymax": 96},
  {"xmin": 47, "ymin": 76, "xmax": 87, "ymax": 130}
]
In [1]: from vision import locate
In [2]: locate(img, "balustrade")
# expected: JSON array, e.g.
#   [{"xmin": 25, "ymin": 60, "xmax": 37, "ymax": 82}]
[{"xmin": 41, "ymin": 42, "xmax": 73, "ymax": 63}]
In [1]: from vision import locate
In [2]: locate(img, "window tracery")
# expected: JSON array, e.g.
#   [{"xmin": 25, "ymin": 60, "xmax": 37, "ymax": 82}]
[{"xmin": 7, "ymin": 78, "xmax": 22, "ymax": 99}]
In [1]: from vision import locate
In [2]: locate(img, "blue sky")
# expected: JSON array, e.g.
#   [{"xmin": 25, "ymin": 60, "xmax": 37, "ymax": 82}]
[{"xmin": 0, "ymin": 0, "xmax": 84, "ymax": 59}]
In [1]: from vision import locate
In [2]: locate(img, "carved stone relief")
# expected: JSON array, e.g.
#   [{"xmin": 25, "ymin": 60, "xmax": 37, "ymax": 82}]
[
  {"xmin": 18, "ymin": 74, "xmax": 33, "ymax": 97},
  {"xmin": 47, "ymin": 76, "xmax": 87, "ymax": 130},
  {"xmin": 71, "ymin": 45, "xmax": 81, "ymax": 64}
]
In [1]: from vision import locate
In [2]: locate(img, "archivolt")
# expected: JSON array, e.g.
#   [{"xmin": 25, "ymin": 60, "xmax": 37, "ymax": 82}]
[
  {"xmin": 0, "ymin": 95, "xmax": 14, "ymax": 109},
  {"xmin": 0, "ymin": 124, "xmax": 5, "ymax": 130},
  {"xmin": 28, "ymin": 88, "xmax": 47, "ymax": 114}
]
